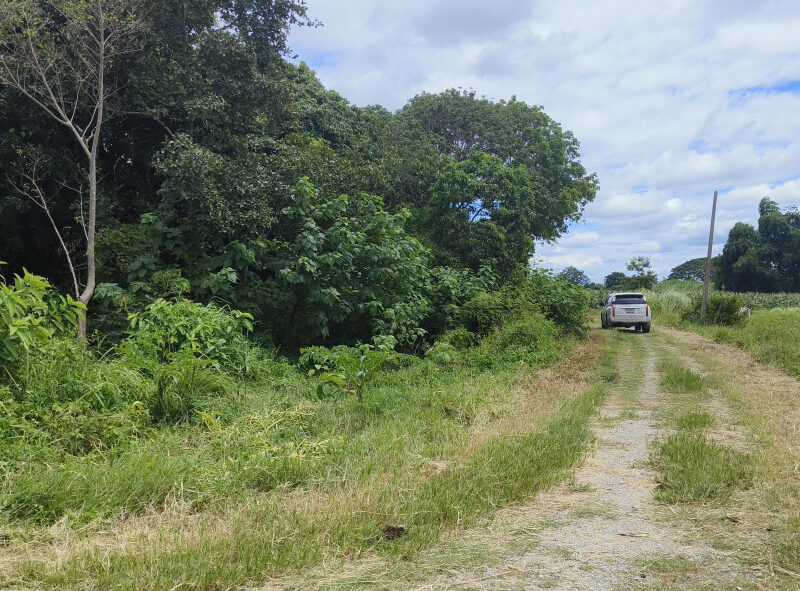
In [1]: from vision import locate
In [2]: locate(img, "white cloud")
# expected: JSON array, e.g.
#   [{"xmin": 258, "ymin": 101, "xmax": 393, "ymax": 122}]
[{"xmin": 289, "ymin": 0, "xmax": 800, "ymax": 283}]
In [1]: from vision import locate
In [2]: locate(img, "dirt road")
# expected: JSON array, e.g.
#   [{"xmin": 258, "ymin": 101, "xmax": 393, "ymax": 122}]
[
  {"xmin": 404, "ymin": 329, "xmax": 755, "ymax": 590},
  {"xmin": 274, "ymin": 325, "xmax": 800, "ymax": 591}
]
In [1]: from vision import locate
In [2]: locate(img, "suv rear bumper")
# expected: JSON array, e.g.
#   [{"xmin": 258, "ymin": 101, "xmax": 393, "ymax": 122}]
[{"xmin": 609, "ymin": 320, "xmax": 651, "ymax": 328}]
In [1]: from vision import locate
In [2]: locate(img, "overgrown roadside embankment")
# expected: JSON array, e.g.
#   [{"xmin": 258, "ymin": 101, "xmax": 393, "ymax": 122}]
[
  {"xmin": 0, "ymin": 332, "xmax": 615, "ymax": 591},
  {"xmin": 275, "ymin": 325, "xmax": 800, "ymax": 590}
]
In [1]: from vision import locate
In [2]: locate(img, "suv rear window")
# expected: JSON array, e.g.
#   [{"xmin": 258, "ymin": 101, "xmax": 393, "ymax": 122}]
[{"xmin": 614, "ymin": 295, "xmax": 645, "ymax": 304}]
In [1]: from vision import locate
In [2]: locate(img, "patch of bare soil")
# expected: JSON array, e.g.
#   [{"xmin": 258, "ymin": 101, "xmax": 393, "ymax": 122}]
[{"xmin": 406, "ymin": 335, "xmax": 750, "ymax": 591}]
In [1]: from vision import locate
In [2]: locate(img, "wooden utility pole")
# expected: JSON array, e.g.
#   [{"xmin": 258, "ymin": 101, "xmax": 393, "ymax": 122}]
[{"xmin": 700, "ymin": 190, "xmax": 719, "ymax": 320}]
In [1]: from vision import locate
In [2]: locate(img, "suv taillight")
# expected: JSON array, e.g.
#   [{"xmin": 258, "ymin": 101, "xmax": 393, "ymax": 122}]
[
  {"xmin": 611, "ymin": 302, "xmax": 615, "ymax": 317},
  {"xmin": 646, "ymin": 303, "xmax": 649, "ymax": 317}
]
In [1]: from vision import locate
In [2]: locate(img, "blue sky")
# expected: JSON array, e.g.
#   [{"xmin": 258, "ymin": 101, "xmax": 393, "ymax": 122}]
[{"xmin": 289, "ymin": 0, "xmax": 800, "ymax": 282}]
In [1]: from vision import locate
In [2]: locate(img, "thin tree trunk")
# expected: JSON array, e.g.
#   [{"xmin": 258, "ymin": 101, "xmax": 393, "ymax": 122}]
[{"xmin": 76, "ymin": 2, "xmax": 105, "ymax": 340}]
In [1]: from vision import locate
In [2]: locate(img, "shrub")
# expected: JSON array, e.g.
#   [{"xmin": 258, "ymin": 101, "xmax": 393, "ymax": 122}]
[
  {"xmin": 422, "ymin": 265, "xmax": 496, "ymax": 336},
  {"xmin": 424, "ymin": 341, "xmax": 457, "ymax": 366},
  {"xmin": 473, "ymin": 312, "xmax": 560, "ymax": 368},
  {"xmin": 300, "ymin": 344, "xmax": 396, "ymax": 401},
  {"xmin": 512, "ymin": 269, "xmax": 593, "ymax": 337},
  {"xmin": 685, "ymin": 293, "xmax": 743, "ymax": 325},
  {"xmin": 0, "ymin": 266, "xmax": 84, "ymax": 370},
  {"xmin": 440, "ymin": 328, "xmax": 477, "ymax": 350},
  {"xmin": 123, "ymin": 298, "xmax": 254, "ymax": 371},
  {"xmin": 454, "ymin": 291, "xmax": 509, "ymax": 335}
]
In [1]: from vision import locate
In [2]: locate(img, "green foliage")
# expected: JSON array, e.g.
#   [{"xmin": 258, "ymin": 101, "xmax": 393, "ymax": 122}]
[
  {"xmin": 454, "ymin": 291, "xmax": 510, "ymax": 335},
  {"xmin": 265, "ymin": 179, "xmax": 431, "ymax": 348},
  {"xmin": 153, "ymin": 135, "xmax": 277, "ymax": 245},
  {"xmin": 718, "ymin": 198, "xmax": 800, "ymax": 292},
  {"xmin": 558, "ymin": 266, "xmax": 590, "ymax": 286},
  {"xmin": 421, "ymin": 265, "xmax": 495, "ymax": 337},
  {"xmin": 424, "ymin": 341, "xmax": 457, "ymax": 365},
  {"xmin": 0, "ymin": 266, "xmax": 84, "ymax": 368},
  {"xmin": 301, "ymin": 343, "xmax": 397, "ymax": 401},
  {"xmin": 399, "ymin": 89, "xmax": 598, "ymax": 243},
  {"xmin": 418, "ymin": 151, "xmax": 536, "ymax": 279},
  {"xmin": 685, "ymin": 292, "xmax": 743, "ymax": 326},
  {"xmin": 652, "ymin": 433, "xmax": 753, "ymax": 502},
  {"xmin": 439, "ymin": 328, "xmax": 477, "ymax": 350},
  {"xmin": 471, "ymin": 312, "xmax": 560, "ymax": 369},
  {"xmin": 737, "ymin": 292, "xmax": 800, "ymax": 310},
  {"xmin": 124, "ymin": 298, "xmax": 254, "ymax": 370},
  {"xmin": 668, "ymin": 256, "xmax": 719, "ymax": 282},
  {"xmin": 624, "ymin": 256, "xmax": 658, "ymax": 289},
  {"xmin": 604, "ymin": 271, "xmax": 627, "ymax": 289},
  {"xmin": 513, "ymin": 269, "xmax": 594, "ymax": 337}
]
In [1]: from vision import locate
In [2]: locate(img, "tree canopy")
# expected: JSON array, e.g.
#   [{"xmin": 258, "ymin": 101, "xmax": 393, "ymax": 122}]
[
  {"xmin": 717, "ymin": 198, "xmax": 799, "ymax": 293},
  {"xmin": 668, "ymin": 257, "xmax": 719, "ymax": 282},
  {"xmin": 0, "ymin": 3, "xmax": 597, "ymax": 348}
]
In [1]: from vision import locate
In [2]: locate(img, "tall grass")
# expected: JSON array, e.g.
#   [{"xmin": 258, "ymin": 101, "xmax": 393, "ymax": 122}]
[
  {"xmin": 1, "ymin": 313, "xmax": 616, "ymax": 589},
  {"xmin": 27, "ymin": 381, "xmax": 610, "ymax": 590},
  {"xmin": 699, "ymin": 309, "xmax": 800, "ymax": 377}
]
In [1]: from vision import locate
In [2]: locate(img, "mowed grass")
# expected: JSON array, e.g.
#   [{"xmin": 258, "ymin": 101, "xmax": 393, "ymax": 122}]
[
  {"xmin": 2, "ymin": 334, "xmax": 617, "ymax": 590},
  {"xmin": 652, "ymin": 432, "xmax": 753, "ymax": 503}
]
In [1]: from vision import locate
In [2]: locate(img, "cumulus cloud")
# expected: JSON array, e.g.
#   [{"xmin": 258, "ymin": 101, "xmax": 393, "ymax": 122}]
[{"xmin": 289, "ymin": 0, "xmax": 800, "ymax": 282}]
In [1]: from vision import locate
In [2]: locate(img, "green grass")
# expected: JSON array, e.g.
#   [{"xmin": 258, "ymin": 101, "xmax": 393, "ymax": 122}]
[
  {"xmin": 0, "ymin": 324, "xmax": 616, "ymax": 589},
  {"xmin": 18, "ymin": 377, "xmax": 610, "ymax": 591},
  {"xmin": 675, "ymin": 410, "xmax": 714, "ymax": 431},
  {"xmin": 699, "ymin": 309, "xmax": 800, "ymax": 377},
  {"xmin": 657, "ymin": 359, "xmax": 708, "ymax": 394},
  {"xmin": 777, "ymin": 513, "xmax": 800, "ymax": 574},
  {"xmin": 651, "ymin": 433, "xmax": 753, "ymax": 503}
]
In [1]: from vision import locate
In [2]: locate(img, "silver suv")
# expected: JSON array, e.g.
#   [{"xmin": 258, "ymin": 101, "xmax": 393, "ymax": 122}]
[{"xmin": 601, "ymin": 292, "xmax": 651, "ymax": 332}]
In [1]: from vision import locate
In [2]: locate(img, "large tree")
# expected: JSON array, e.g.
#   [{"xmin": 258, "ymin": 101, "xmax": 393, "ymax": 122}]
[
  {"xmin": 398, "ymin": 89, "xmax": 598, "ymax": 242},
  {"xmin": 559, "ymin": 266, "xmax": 590, "ymax": 286},
  {"xmin": 718, "ymin": 197, "xmax": 800, "ymax": 292},
  {"xmin": 668, "ymin": 256, "xmax": 719, "ymax": 282}
]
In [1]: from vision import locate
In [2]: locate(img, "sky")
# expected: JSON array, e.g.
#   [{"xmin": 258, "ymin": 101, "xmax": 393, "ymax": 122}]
[{"xmin": 287, "ymin": 0, "xmax": 800, "ymax": 283}]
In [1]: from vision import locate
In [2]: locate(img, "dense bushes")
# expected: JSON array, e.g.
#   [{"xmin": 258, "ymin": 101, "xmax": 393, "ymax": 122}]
[
  {"xmin": 0, "ymin": 264, "xmax": 595, "ymax": 524},
  {"xmin": 125, "ymin": 298, "xmax": 254, "ymax": 369}
]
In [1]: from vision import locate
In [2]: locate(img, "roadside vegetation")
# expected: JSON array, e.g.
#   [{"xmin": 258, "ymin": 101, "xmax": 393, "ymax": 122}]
[
  {"xmin": 640, "ymin": 281, "xmax": 800, "ymax": 378},
  {"xmin": 0, "ymin": 263, "xmax": 607, "ymax": 589},
  {"xmin": 653, "ymin": 330, "xmax": 800, "ymax": 585}
]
